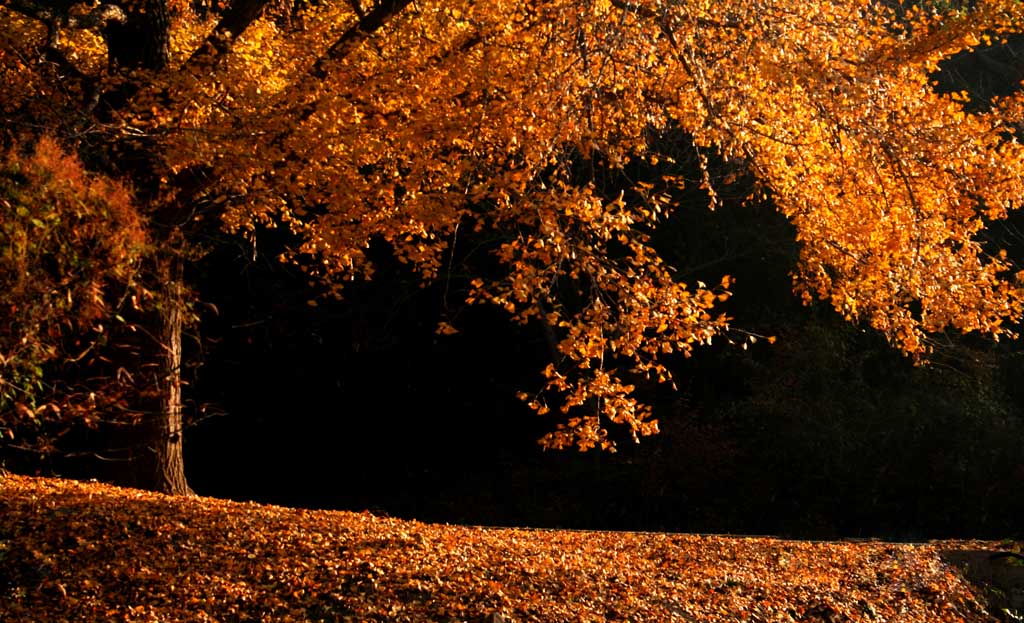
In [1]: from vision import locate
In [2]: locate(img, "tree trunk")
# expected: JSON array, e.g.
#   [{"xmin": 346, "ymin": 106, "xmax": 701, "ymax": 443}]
[
  {"xmin": 148, "ymin": 252, "xmax": 192, "ymax": 495},
  {"xmin": 104, "ymin": 0, "xmax": 170, "ymax": 71},
  {"xmin": 103, "ymin": 0, "xmax": 190, "ymax": 494}
]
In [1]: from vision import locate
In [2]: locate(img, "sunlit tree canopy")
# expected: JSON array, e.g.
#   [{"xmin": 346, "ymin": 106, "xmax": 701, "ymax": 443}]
[{"xmin": 2, "ymin": 0, "xmax": 1022, "ymax": 457}]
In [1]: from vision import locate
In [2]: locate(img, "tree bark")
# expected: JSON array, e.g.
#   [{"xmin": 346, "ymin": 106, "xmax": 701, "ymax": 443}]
[
  {"xmin": 104, "ymin": 0, "xmax": 170, "ymax": 71},
  {"xmin": 148, "ymin": 251, "xmax": 192, "ymax": 495},
  {"xmin": 103, "ymin": 0, "xmax": 193, "ymax": 494}
]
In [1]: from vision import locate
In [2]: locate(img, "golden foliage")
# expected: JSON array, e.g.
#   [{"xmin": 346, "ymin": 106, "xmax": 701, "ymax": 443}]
[
  {"xmin": 2, "ymin": 0, "xmax": 1022, "ymax": 449},
  {"xmin": 0, "ymin": 474, "xmax": 1006, "ymax": 623}
]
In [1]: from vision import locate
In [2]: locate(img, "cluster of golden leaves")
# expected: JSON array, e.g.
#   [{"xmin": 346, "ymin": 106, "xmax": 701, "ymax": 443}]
[
  {"xmin": 3, "ymin": 0, "xmax": 1023, "ymax": 449},
  {"xmin": 702, "ymin": 1, "xmax": 1024, "ymax": 355},
  {"xmin": 0, "ymin": 474, "xmax": 1011, "ymax": 623},
  {"xmin": 169, "ymin": 0, "xmax": 1024, "ymax": 449}
]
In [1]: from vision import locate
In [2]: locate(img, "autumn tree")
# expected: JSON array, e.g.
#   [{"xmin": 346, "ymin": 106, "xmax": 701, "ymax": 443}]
[
  {"xmin": 1, "ymin": 0, "xmax": 1022, "ymax": 493},
  {"xmin": 0, "ymin": 137, "xmax": 147, "ymax": 454}
]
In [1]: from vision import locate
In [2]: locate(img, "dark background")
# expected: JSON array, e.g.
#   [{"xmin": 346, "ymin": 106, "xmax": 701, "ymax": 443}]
[
  {"xmin": 10, "ymin": 36, "xmax": 1024, "ymax": 541},
  {"xmin": 177, "ymin": 171, "xmax": 1023, "ymax": 540}
]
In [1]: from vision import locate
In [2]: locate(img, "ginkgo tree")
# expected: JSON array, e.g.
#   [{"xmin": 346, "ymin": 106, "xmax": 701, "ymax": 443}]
[{"xmin": 1, "ymin": 0, "xmax": 1022, "ymax": 494}]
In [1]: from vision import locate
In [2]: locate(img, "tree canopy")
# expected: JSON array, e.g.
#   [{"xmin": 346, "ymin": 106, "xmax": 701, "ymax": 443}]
[{"xmin": 1, "ymin": 0, "xmax": 1023, "ymax": 477}]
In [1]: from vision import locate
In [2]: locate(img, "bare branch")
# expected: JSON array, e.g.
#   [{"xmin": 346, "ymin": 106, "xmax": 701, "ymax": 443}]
[
  {"xmin": 2, "ymin": 0, "xmax": 61, "ymax": 23},
  {"xmin": 347, "ymin": 0, "xmax": 365, "ymax": 20},
  {"xmin": 312, "ymin": 0, "xmax": 415, "ymax": 77},
  {"xmin": 182, "ymin": 0, "xmax": 273, "ymax": 73},
  {"xmin": 607, "ymin": 0, "xmax": 740, "ymax": 29},
  {"xmin": 68, "ymin": 3, "xmax": 126, "ymax": 29},
  {"xmin": 1, "ymin": 0, "xmax": 126, "ymax": 28}
]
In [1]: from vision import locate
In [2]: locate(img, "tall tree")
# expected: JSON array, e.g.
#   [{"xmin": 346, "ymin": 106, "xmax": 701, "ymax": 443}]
[{"xmin": 1, "ymin": 0, "xmax": 1022, "ymax": 492}]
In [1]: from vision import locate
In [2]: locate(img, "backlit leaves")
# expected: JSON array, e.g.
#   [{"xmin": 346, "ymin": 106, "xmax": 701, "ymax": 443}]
[{"xmin": 2, "ymin": 0, "xmax": 1022, "ymax": 448}]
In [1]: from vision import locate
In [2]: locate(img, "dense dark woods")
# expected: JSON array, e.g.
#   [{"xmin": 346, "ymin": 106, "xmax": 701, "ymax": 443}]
[{"xmin": 2, "ymin": 0, "xmax": 1024, "ymax": 543}]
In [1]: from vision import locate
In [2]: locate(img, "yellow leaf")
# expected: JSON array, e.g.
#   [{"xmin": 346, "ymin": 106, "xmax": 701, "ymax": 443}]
[{"xmin": 435, "ymin": 321, "xmax": 459, "ymax": 335}]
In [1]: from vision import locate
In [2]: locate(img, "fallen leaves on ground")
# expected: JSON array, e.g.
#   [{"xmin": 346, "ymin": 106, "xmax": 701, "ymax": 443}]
[{"xmin": 0, "ymin": 474, "xmax": 1008, "ymax": 622}]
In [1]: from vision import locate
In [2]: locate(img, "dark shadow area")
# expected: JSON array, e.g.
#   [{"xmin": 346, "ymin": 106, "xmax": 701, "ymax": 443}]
[
  {"xmin": 169, "ymin": 191, "xmax": 1024, "ymax": 540},
  {"xmin": 941, "ymin": 549, "xmax": 1024, "ymax": 622}
]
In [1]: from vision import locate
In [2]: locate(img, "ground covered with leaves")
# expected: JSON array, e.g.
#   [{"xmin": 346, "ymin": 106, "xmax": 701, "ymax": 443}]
[{"xmin": 0, "ymin": 474, "xmax": 1018, "ymax": 622}]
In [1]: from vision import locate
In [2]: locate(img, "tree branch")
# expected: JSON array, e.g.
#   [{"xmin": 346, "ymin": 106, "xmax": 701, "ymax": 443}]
[
  {"xmin": 607, "ymin": 0, "xmax": 740, "ymax": 29},
  {"xmin": 67, "ymin": 3, "xmax": 127, "ymax": 29},
  {"xmin": 182, "ymin": 0, "xmax": 273, "ymax": 73},
  {"xmin": 166, "ymin": 0, "xmax": 418, "ymax": 220},
  {"xmin": 347, "ymin": 0, "xmax": 365, "ymax": 20},
  {"xmin": 1, "ymin": 0, "xmax": 122, "ymax": 103},
  {"xmin": 2, "ymin": 0, "xmax": 62, "ymax": 24},
  {"xmin": 312, "ymin": 0, "xmax": 415, "ymax": 77},
  {"xmin": 1, "ymin": 0, "xmax": 126, "ymax": 30}
]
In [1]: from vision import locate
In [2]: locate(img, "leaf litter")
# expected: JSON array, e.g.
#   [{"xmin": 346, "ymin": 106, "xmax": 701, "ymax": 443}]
[{"xmin": 0, "ymin": 474, "xmax": 1013, "ymax": 622}]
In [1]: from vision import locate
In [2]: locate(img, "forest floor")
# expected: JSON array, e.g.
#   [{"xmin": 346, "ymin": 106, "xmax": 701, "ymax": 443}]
[{"xmin": 0, "ymin": 473, "xmax": 1021, "ymax": 623}]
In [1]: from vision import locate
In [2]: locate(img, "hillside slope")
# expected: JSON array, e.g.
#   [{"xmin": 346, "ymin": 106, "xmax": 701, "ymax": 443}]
[{"xmin": 0, "ymin": 474, "xmax": 1014, "ymax": 622}]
